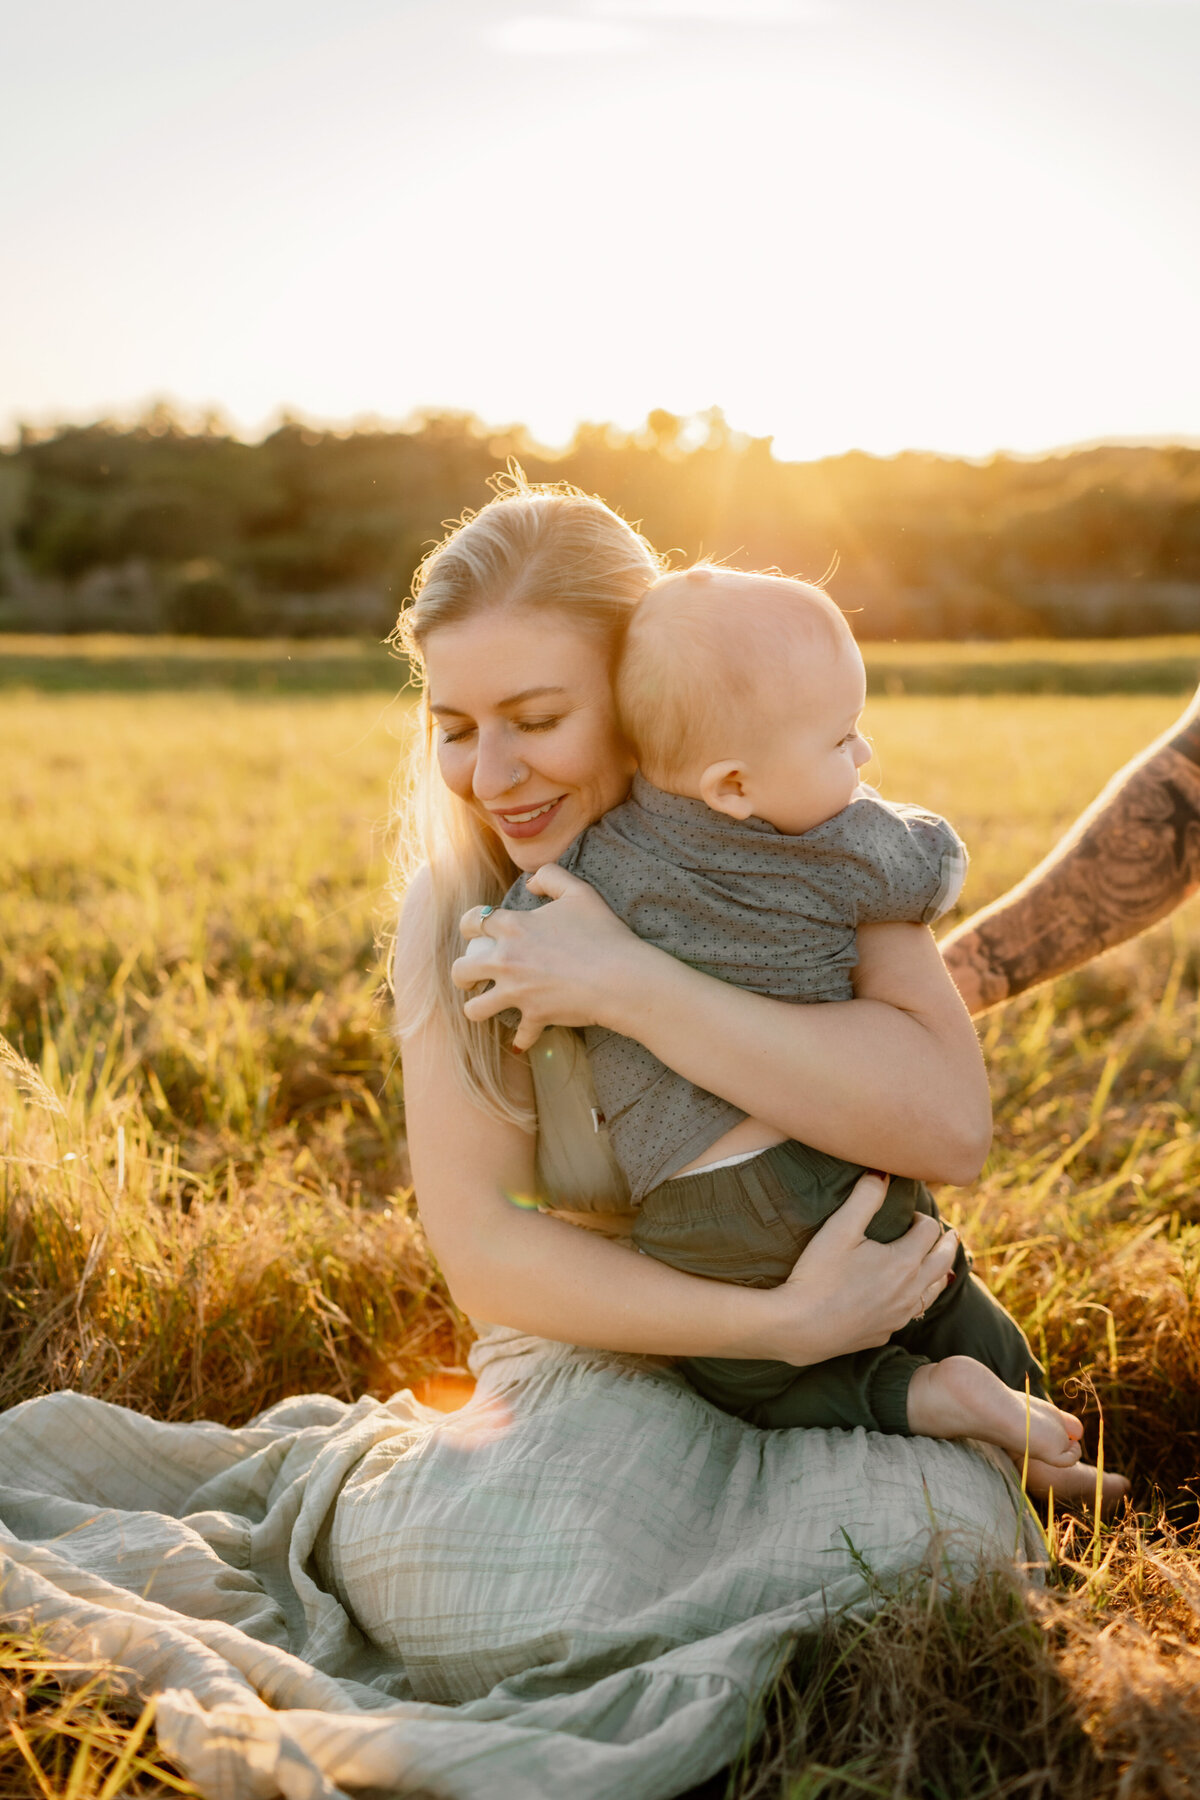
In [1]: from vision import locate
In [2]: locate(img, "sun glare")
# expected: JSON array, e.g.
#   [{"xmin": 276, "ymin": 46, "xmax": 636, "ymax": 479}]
[{"xmin": 487, "ymin": 15, "xmax": 646, "ymax": 54}]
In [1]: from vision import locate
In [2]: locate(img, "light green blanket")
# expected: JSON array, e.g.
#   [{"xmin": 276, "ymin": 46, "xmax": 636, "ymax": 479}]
[{"xmin": 0, "ymin": 1325, "xmax": 1043, "ymax": 1799}]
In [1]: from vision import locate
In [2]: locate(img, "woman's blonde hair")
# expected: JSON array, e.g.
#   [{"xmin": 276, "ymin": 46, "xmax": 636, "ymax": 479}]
[{"xmin": 390, "ymin": 471, "xmax": 662, "ymax": 1126}]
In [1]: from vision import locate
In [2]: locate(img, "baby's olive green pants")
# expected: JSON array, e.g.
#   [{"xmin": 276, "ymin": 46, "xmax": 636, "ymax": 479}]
[{"xmin": 633, "ymin": 1139, "xmax": 1046, "ymax": 1435}]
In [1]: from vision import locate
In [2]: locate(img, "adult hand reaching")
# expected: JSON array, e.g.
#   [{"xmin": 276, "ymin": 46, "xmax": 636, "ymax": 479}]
[
  {"xmin": 940, "ymin": 680, "xmax": 1200, "ymax": 1015},
  {"xmin": 762, "ymin": 1173, "xmax": 959, "ymax": 1366},
  {"xmin": 453, "ymin": 865, "xmax": 648, "ymax": 1051}
]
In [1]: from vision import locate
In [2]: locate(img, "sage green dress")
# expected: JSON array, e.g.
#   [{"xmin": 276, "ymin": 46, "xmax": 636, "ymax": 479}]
[{"xmin": 0, "ymin": 1028, "xmax": 1042, "ymax": 1800}]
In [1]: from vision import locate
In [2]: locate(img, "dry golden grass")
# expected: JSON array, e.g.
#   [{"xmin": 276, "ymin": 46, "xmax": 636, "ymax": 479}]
[
  {"xmin": 0, "ymin": 1636, "xmax": 194, "ymax": 1799},
  {"xmin": 0, "ymin": 693, "xmax": 470, "ymax": 1427},
  {"xmin": 4, "ymin": 686, "xmax": 1200, "ymax": 1796},
  {"xmin": 735, "ymin": 1518, "xmax": 1200, "ymax": 1800}
]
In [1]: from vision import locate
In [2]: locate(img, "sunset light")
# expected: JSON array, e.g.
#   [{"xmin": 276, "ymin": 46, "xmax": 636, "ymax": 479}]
[{"xmin": 3, "ymin": 0, "xmax": 1198, "ymax": 457}]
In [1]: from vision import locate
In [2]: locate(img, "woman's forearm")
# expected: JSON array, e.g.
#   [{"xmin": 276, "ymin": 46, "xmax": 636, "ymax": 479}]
[
  {"xmin": 942, "ymin": 686, "xmax": 1200, "ymax": 1015},
  {"xmin": 601, "ymin": 921, "xmax": 991, "ymax": 1185},
  {"xmin": 441, "ymin": 1197, "xmax": 794, "ymax": 1360},
  {"xmin": 438, "ymin": 1168, "xmax": 958, "ymax": 1371}
]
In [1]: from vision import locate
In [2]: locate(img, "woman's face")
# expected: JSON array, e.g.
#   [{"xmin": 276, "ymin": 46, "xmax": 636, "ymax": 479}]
[{"xmin": 423, "ymin": 608, "xmax": 637, "ymax": 871}]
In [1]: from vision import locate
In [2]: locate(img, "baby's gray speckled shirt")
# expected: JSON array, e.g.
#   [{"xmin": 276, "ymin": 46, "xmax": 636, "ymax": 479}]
[{"xmin": 503, "ymin": 775, "xmax": 966, "ymax": 1203}]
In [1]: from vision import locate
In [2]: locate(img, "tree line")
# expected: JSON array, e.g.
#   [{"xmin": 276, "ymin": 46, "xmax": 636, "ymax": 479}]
[{"xmin": 2, "ymin": 404, "xmax": 1198, "ymax": 639}]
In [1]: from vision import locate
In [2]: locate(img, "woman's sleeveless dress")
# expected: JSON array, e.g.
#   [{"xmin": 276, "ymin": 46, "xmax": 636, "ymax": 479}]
[{"xmin": 0, "ymin": 1029, "xmax": 1043, "ymax": 1800}]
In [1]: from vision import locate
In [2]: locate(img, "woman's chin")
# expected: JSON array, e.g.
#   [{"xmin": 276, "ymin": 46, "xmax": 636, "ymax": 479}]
[{"xmin": 504, "ymin": 832, "xmax": 573, "ymax": 872}]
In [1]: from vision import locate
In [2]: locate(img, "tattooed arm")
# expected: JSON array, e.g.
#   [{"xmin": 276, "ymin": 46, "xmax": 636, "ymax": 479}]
[{"xmin": 942, "ymin": 684, "xmax": 1200, "ymax": 1015}]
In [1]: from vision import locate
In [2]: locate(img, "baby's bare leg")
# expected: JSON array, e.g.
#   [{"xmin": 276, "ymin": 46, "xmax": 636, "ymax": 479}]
[
  {"xmin": 907, "ymin": 1356, "xmax": 1083, "ymax": 1465},
  {"xmin": 906, "ymin": 1353, "xmax": 1129, "ymax": 1512},
  {"xmin": 907, "ymin": 1358, "xmax": 1131, "ymax": 1512}
]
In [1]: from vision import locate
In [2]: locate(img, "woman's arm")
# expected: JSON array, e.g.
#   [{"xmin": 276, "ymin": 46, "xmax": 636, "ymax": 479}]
[
  {"xmin": 609, "ymin": 917, "xmax": 989, "ymax": 1186},
  {"xmin": 403, "ymin": 1004, "xmax": 958, "ymax": 1363},
  {"xmin": 941, "ymin": 685, "xmax": 1200, "ymax": 1016},
  {"xmin": 457, "ymin": 870, "xmax": 991, "ymax": 1185},
  {"xmin": 399, "ymin": 880, "xmax": 959, "ymax": 1360}
]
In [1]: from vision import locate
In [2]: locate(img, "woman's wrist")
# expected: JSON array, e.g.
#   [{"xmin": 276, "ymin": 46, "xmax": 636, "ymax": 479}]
[
  {"xmin": 745, "ymin": 1284, "xmax": 828, "ymax": 1365},
  {"xmin": 592, "ymin": 931, "xmax": 677, "ymax": 1035},
  {"xmin": 703, "ymin": 1278, "xmax": 822, "ymax": 1366}
]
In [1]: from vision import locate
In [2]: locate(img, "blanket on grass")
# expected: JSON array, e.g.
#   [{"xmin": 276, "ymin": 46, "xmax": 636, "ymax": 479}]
[{"xmin": 0, "ymin": 1326, "xmax": 1043, "ymax": 1800}]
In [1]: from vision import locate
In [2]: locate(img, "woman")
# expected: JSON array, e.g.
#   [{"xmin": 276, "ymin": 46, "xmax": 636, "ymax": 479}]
[
  {"xmin": 368, "ymin": 481, "xmax": 1042, "ymax": 1768},
  {"xmin": 0, "ymin": 480, "xmax": 1040, "ymax": 1800}
]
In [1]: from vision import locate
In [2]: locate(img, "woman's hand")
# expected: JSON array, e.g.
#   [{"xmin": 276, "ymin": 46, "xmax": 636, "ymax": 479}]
[
  {"xmin": 760, "ymin": 1173, "xmax": 960, "ymax": 1366},
  {"xmin": 453, "ymin": 865, "xmax": 651, "ymax": 1051}
]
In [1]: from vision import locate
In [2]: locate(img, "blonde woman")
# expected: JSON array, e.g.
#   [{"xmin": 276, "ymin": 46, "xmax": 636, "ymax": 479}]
[{"xmin": 357, "ymin": 477, "xmax": 1041, "ymax": 1780}]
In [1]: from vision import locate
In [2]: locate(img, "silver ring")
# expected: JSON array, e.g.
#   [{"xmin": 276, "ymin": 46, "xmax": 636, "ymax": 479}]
[{"xmin": 478, "ymin": 904, "xmax": 495, "ymax": 937}]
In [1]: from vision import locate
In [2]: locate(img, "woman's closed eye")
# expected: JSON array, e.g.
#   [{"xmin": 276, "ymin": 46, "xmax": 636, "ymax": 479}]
[{"xmin": 442, "ymin": 716, "xmax": 560, "ymax": 744}]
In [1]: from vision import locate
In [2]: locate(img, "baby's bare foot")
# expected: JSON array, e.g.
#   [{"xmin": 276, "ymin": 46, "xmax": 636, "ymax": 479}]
[
  {"xmin": 906, "ymin": 1356, "xmax": 1084, "ymax": 1466},
  {"xmin": 1022, "ymin": 1458, "xmax": 1130, "ymax": 1517}
]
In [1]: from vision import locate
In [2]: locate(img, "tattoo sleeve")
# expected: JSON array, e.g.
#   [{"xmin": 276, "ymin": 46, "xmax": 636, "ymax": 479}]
[{"xmin": 941, "ymin": 685, "xmax": 1200, "ymax": 1015}]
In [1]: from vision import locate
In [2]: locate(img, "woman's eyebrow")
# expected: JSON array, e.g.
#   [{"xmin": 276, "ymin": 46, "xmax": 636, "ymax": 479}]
[
  {"xmin": 430, "ymin": 685, "xmax": 566, "ymax": 717},
  {"xmin": 498, "ymin": 685, "xmax": 568, "ymax": 707}
]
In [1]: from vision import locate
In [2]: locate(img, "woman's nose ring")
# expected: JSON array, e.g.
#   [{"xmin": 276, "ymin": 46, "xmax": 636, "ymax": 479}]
[{"xmin": 510, "ymin": 765, "xmax": 529, "ymax": 787}]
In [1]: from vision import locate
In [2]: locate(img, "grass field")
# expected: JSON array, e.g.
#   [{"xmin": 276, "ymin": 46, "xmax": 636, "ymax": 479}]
[{"xmin": 5, "ymin": 673, "xmax": 1200, "ymax": 1795}]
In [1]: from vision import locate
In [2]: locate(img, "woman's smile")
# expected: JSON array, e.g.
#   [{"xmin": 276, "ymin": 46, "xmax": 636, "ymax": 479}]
[{"xmin": 488, "ymin": 794, "xmax": 569, "ymax": 839}]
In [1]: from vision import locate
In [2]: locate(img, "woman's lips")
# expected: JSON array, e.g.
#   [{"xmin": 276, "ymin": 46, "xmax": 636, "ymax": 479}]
[{"xmin": 488, "ymin": 795, "xmax": 568, "ymax": 840}]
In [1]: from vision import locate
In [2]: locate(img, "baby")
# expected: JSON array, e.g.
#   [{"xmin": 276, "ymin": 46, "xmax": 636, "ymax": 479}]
[{"xmin": 504, "ymin": 568, "xmax": 1105, "ymax": 1499}]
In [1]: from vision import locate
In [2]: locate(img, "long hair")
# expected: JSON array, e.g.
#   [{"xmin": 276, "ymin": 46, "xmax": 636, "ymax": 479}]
[{"xmin": 390, "ymin": 471, "xmax": 662, "ymax": 1126}]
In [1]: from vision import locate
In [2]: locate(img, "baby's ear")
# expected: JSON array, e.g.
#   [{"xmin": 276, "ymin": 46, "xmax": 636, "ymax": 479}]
[{"xmin": 699, "ymin": 760, "xmax": 755, "ymax": 820}]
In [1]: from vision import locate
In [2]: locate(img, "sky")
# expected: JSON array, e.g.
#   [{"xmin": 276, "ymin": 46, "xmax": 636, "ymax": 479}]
[{"xmin": 2, "ymin": 0, "xmax": 1199, "ymax": 461}]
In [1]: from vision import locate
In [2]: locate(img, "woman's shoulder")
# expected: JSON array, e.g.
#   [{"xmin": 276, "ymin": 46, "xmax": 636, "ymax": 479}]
[
  {"xmin": 391, "ymin": 867, "xmax": 441, "ymax": 1043},
  {"xmin": 394, "ymin": 865, "xmax": 438, "ymax": 973},
  {"xmin": 396, "ymin": 864, "xmax": 435, "ymax": 937}
]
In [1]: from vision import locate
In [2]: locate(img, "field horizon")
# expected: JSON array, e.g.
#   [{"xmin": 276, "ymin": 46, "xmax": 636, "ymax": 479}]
[{"xmin": 2, "ymin": 631, "xmax": 1200, "ymax": 699}]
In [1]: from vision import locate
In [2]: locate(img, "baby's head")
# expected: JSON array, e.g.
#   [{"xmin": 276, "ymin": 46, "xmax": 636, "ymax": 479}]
[{"xmin": 616, "ymin": 567, "xmax": 871, "ymax": 835}]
